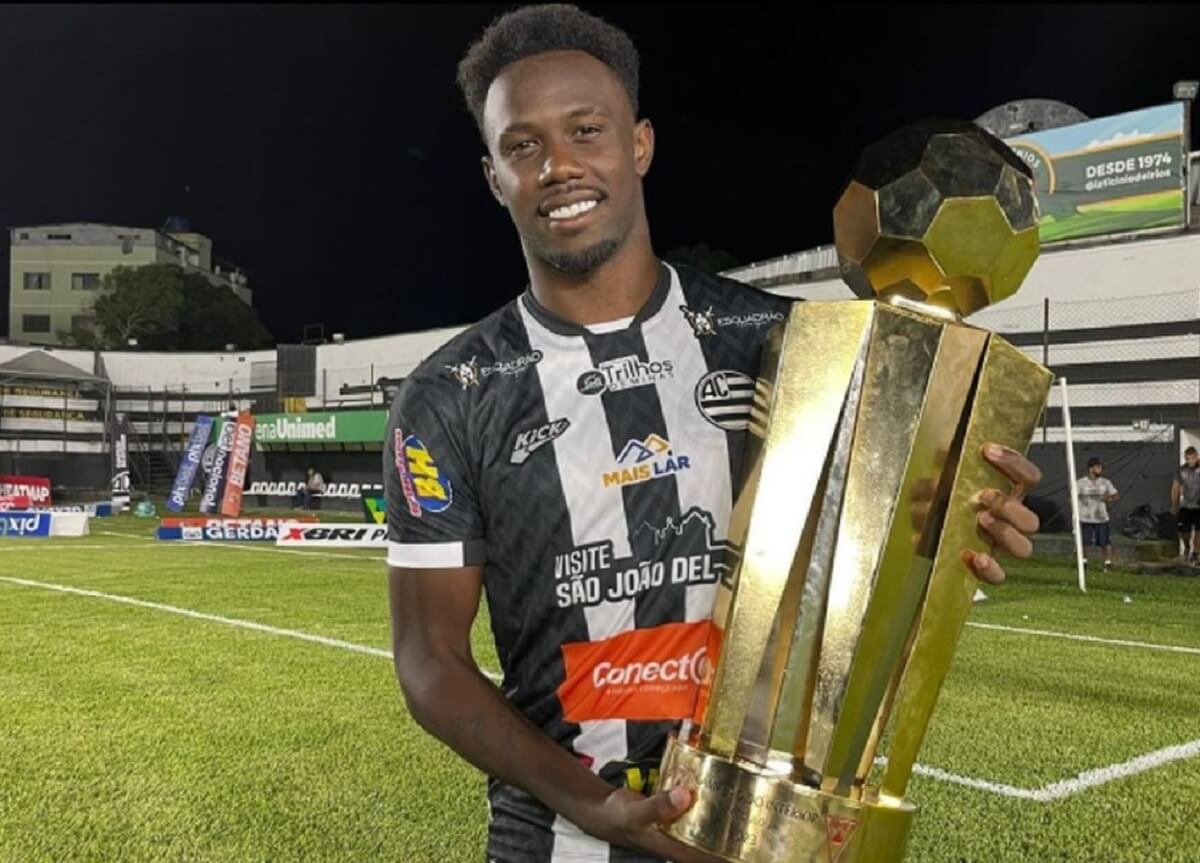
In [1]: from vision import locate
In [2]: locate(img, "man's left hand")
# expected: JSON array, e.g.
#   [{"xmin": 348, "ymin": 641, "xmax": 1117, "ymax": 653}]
[{"xmin": 965, "ymin": 443, "xmax": 1043, "ymax": 585}]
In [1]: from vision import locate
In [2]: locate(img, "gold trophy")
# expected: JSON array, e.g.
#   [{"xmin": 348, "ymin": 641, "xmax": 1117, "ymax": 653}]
[{"xmin": 655, "ymin": 119, "xmax": 1054, "ymax": 862}]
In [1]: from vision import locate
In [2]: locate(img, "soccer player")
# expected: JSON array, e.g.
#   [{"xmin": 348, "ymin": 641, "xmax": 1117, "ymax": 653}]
[
  {"xmin": 383, "ymin": 6, "xmax": 1044, "ymax": 862},
  {"xmin": 1171, "ymin": 446, "xmax": 1200, "ymax": 563},
  {"xmin": 1077, "ymin": 456, "xmax": 1119, "ymax": 571}
]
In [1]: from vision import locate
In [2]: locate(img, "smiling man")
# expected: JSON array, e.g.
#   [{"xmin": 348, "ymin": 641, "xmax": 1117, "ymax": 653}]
[{"xmin": 383, "ymin": 6, "xmax": 1043, "ymax": 863}]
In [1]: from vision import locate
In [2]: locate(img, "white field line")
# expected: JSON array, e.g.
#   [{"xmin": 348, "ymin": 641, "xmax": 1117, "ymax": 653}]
[
  {"xmin": 878, "ymin": 739, "xmax": 1200, "ymax": 802},
  {"xmin": 7, "ymin": 550, "xmax": 1200, "ymax": 799},
  {"xmin": 0, "ymin": 575, "xmax": 502, "ymax": 683},
  {"xmin": 965, "ymin": 621, "xmax": 1200, "ymax": 657}
]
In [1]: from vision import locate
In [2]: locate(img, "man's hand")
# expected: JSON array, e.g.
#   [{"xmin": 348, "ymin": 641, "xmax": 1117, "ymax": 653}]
[
  {"xmin": 586, "ymin": 787, "xmax": 726, "ymax": 863},
  {"xmin": 965, "ymin": 443, "xmax": 1043, "ymax": 584}
]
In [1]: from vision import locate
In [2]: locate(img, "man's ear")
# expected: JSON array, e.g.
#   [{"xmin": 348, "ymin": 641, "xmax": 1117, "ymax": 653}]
[
  {"xmin": 633, "ymin": 118, "xmax": 655, "ymax": 178},
  {"xmin": 482, "ymin": 156, "xmax": 506, "ymax": 206}
]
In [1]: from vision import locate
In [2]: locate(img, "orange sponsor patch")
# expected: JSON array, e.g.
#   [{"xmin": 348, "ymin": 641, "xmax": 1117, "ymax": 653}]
[{"xmin": 558, "ymin": 621, "xmax": 713, "ymax": 723}]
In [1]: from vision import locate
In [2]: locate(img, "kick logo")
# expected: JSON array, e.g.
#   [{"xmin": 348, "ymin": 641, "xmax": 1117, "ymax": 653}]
[
  {"xmin": 602, "ymin": 434, "xmax": 691, "ymax": 488},
  {"xmin": 511, "ymin": 418, "xmax": 571, "ymax": 465}
]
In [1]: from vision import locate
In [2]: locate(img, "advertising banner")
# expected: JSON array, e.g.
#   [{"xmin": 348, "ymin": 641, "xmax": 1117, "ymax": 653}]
[
  {"xmin": 254, "ymin": 411, "xmax": 387, "ymax": 446},
  {"xmin": 156, "ymin": 517, "xmax": 314, "ymax": 542},
  {"xmin": 0, "ymin": 495, "xmax": 32, "ymax": 511},
  {"xmin": 199, "ymin": 419, "xmax": 236, "ymax": 514},
  {"xmin": 275, "ymin": 524, "xmax": 388, "ymax": 547},
  {"xmin": 167, "ymin": 415, "xmax": 214, "ymax": 513},
  {"xmin": 1005, "ymin": 103, "xmax": 1187, "ymax": 244},
  {"xmin": 246, "ymin": 480, "xmax": 383, "ymax": 501},
  {"xmin": 110, "ymin": 412, "xmax": 133, "ymax": 507},
  {"xmin": 0, "ymin": 511, "xmax": 52, "ymax": 537},
  {"xmin": 0, "ymin": 475, "xmax": 51, "ymax": 506},
  {"xmin": 219, "ymin": 414, "xmax": 257, "ymax": 517}
]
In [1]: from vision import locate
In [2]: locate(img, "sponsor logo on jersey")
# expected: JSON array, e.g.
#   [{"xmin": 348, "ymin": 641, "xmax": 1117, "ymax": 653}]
[
  {"xmin": 553, "ymin": 507, "xmax": 736, "ymax": 609},
  {"xmin": 680, "ymin": 305, "xmax": 786, "ymax": 337},
  {"xmin": 446, "ymin": 351, "xmax": 543, "ymax": 388},
  {"xmin": 397, "ymin": 432, "xmax": 453, "ymax": 514},
  {"xmin": 680, "ymin": 305, "xmax": 717, "ymax": 337},
  {"xmin": 557, "ymin": 621, "xmax": 712, "ymax": 722},
  {"xmin": 576, "ymin": 355, "xmax": 674, "ymax": 395},
  {"xmin": 601, "ymin": 434, "xmax": 691, "ymax": 488},
  {"xmin": 510, "ymin": 417, "xmax": 571, "ymax": 465},
  {"xmin": 695, "ymin": 369, "xmax": 757, "ymax": 431}
]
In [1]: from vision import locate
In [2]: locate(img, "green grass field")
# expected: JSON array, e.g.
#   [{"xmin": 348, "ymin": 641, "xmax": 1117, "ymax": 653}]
[{"xmin": 2, "ymin": 515, "xmax": 1198, "ymax": 862}]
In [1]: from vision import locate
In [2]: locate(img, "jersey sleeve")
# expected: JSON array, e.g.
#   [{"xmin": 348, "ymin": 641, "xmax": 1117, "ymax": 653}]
[{"xmin": 383, "ymin": 375, "xmax": 486, "ymax": 569}]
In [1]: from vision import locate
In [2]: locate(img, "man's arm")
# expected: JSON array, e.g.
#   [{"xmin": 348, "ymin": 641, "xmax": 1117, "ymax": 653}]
[
  {"xmin": 1105, "ymin": 480, "xmax": 1120, "ymax": 504},
  {"xmin": 388, "ymin": 565, "xmax": 721, "ymax": 863},
  {"xmin": 1171, "ymin": 478, "xmax": 1182, "ymax": 513}
]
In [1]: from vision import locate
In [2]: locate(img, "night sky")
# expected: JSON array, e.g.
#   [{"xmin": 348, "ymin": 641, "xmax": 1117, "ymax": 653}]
[{"xmin": 1, "ymin": 4, "xmax": 1197, "ymax": 344}]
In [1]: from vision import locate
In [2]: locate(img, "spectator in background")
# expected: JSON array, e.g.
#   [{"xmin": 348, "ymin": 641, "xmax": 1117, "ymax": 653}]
[
  {"xmin": 1171, "ymin": 446, "xmax": 1200, "ymax": 564},
  {"xmin": 295, "ymin": 467, "xmax": 325, "ymax": 509},
  {"xmin": 1078, "ymin": 456, "xmax": 1119, "ymax": 571}
]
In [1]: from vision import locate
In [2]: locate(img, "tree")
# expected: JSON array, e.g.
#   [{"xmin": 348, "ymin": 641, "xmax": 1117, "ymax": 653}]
[
  {"xmin": 663, "ymin": 243, "xmax": 741, "ymax": 276},
  {"xmin": 92, "ymin": 264, "xmax": 185, "ymax": 349},
  {"xmin": 90, "ymin": 263, "xmax": 273, "ymax": 350}
]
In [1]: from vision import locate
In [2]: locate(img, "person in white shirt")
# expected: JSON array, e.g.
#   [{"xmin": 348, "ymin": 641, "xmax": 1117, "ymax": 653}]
[{"xmin": 1077, "ymin": 457, "xmax": 1119, "ymax": 570}]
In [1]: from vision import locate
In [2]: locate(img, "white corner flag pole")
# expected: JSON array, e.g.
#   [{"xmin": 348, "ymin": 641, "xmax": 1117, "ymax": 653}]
[{"xmin": 1060, "ymin": 377, "xmax": 1087, "ymax": 593}]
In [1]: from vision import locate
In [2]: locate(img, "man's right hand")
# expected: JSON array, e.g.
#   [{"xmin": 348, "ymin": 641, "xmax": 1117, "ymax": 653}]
[{"xmin": 586, "ymin": 786, "xmax": 727, "ymax": 863}]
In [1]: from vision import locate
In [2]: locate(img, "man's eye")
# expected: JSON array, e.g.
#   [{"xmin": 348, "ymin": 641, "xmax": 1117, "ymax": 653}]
[
  {"xmin": 578, "ymin": 125, "xmax": 603, "ymax": 137},
  {"xmin": 509, "ymin": 140, "xmax": 537, "ymax": 156}
]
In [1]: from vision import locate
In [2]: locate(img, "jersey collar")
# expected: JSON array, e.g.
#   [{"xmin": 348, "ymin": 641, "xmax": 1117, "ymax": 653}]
[{"xmin": 519, "ymin": 262, "xmax": 672, "ymax": 338}]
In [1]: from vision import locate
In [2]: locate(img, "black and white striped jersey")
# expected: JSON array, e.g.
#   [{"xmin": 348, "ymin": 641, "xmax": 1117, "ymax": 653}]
[{"xmin": 384, "ymin": 262, "xmax": 792, "ymax": 862}]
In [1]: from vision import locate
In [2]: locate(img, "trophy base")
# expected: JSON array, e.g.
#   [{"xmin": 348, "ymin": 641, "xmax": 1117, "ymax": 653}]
[{"xmin": 656, "ymin": 736, "xmax": 915, "ymax": 863}]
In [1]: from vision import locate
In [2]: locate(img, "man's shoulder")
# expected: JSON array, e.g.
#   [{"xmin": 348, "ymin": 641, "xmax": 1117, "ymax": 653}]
[
  {"xmin": 673, "ymin": 262, "xmax": 794, "ymax": 316},
  {"xmin": 401, "ymin": 298, "xmax": 526, "ymax": 393}
]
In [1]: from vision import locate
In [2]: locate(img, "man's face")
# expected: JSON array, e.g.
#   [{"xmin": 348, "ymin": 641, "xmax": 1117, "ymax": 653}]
[
  {"xmin": 1186, "ymin": 451, "xmax": 1199, "ymax": 468},
  {"xmin": 1089, "ymin": 463, "xmax": 1103, "ymax": 478},
  {"xmin": 481, "ymin": 50, "xmax": 654, "ymax": 275}
]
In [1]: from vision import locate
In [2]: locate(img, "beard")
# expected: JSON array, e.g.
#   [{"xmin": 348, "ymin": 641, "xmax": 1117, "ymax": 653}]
[{"xmin": 533, "ymin": 237, "xmax": 622, "ymax": 275}]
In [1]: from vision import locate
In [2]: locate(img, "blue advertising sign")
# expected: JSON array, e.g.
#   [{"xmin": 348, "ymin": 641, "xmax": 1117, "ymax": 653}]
[
  {"xmin": 167, "ymin": 415, "xmax": 214, "ymax": 513},
  {"xmin": 0, "ymin": 511, "xmax": 52, "ymax": 537}
]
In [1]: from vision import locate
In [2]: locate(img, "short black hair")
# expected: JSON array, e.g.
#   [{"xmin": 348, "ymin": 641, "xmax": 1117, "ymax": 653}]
[
  {"xmin": 1087, "ymin": 457, "xmax": 1103, "ymax": 468},
  {"xmin": 1186, "ymin": 446, "xmax": 1198, "ymax": 455},
  {"xmin": 456, "ymin": 4, "xmax": 640, "ymax": 135}
]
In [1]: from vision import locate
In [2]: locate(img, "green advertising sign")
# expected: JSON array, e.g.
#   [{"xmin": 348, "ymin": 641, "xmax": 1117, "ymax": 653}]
[
  {"xmin": 1005, "ymin": 103, "xmax": 1187, "ymax": 244},
  {"xmin": 254, "ymin": 411, "xmax": 387, "ymax": 446}
]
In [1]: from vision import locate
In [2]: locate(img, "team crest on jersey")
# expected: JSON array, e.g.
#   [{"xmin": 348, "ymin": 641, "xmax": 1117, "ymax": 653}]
[
  {"xmin": 395, "ymin": 431, "xmax": 452, "ymax": 515},
  {"xmin": 680, "ymin": 305, "xmax": 718, "ymax": 337},
  {"xmin": 445, "ymin": 357, "xmax": 481, "ymax": 389},
  {"xmin": 695, "ymin": 370, "xmax": 756, "ymax": 431},
  {"xmin": 601, "ymin": 434, "xmax": 692, "ymax": 488}
]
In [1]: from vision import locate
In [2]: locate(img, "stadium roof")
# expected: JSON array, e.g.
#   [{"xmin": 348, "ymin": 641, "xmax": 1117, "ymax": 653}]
[{"xmin": 0, "ymin": 350, "xmax": 106, "ymax": 385}]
